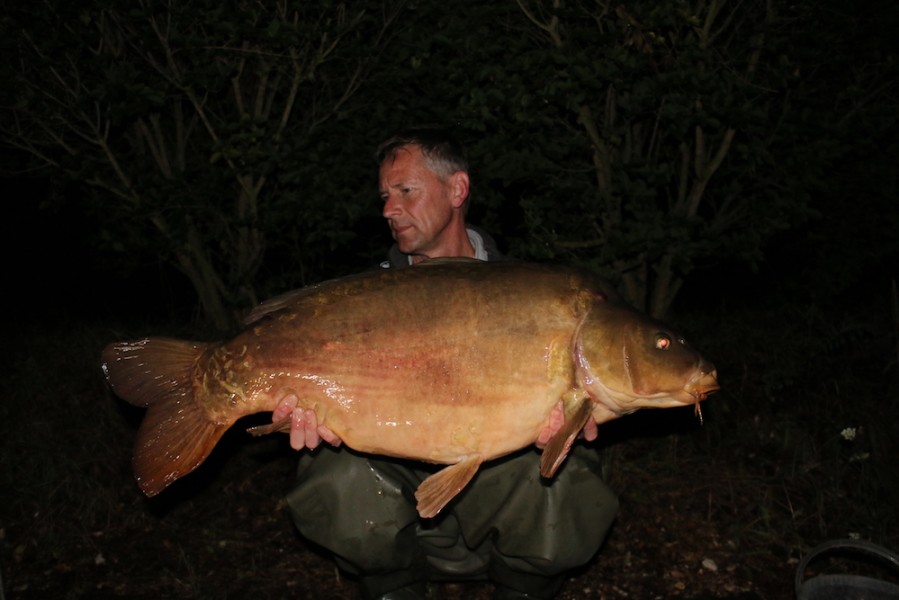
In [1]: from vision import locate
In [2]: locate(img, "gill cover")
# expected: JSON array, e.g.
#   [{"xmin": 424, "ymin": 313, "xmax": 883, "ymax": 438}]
[{"xmin": 576, "ymin": 303, "xmax": 708, "ymax": 411}]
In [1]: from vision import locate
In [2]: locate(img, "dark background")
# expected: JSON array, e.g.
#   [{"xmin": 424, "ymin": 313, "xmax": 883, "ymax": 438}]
[{"xmin": 2, "ymin": 1, "xmax": 897, "ymax": 598}]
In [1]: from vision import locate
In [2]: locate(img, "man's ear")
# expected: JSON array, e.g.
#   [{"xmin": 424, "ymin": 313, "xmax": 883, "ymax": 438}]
[{"xmin": 448, "ymin": 171, "xmax": 470, "ymax": 209}]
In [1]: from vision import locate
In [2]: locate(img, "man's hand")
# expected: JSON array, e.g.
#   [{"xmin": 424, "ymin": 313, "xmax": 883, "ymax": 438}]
[
  {"xmin": 272, "ymin": 394, "xmax": 342, "ymax": 450},
  {"xmin": 581, "ymin": 414, "xmax": 598, "ymax": 442},
  {"xmin": 535, "ymin": 400, "xmax": 598, "ymax": 449}
]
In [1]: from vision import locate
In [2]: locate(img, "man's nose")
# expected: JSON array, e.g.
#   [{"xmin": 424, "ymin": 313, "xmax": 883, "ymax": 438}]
[{"xmin": 382, "ymin": 194, "xmax": 400, "ymax": 218}]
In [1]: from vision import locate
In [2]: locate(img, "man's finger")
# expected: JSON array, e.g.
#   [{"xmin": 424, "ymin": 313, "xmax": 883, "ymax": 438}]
[
  {"xmin": 304, "ymin": 409, "xmax": 321, "ymax": 449},
  {"xmin": 535, "ymin": 400, "xmax": 565, "ymax": 449},
  {"xmin": 272, "ymin": 393, "xmax": 299, "ymax": 423},
  {"xmin": 289, "ymin": 407, "xmax": 306, "ymax": 450},
  {"xmin": 319, "ymin": 426, "xmax": 343, "ymax": 447}
]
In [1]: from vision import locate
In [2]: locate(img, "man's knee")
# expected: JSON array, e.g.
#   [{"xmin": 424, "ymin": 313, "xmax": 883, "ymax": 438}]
[
  {"xmin": 286, "ymin": 448, "xmax": 420, "ymax": 572},
  {"xmin": 455, "ymin": 447, "xmax": 618, "ymax": 571}
]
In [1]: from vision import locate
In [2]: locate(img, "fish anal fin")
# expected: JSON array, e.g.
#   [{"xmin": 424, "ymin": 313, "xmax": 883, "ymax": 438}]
[
  {"xmin": 415, "ymin": 456, "xmax": 483, "ymax": 519},
  {"xmin": 539, "ymin": 396, "xmax": 593, "ymax": 478},
  {"xmin": 246, "ymin": 417, "xmax": 290, "ymax": 437}
]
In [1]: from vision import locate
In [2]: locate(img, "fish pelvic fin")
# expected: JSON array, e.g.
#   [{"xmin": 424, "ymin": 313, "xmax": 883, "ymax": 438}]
[
  {"xmin": 101, "ymin": 338, "xmax": 230, "ymax": 497},
  {"xmin": 415, "ymin": 456, "xmax": 483, "ymax": 519},
  {"xmin": 539, "ymin": 396, "xmax": 592, "ymax": 478}
]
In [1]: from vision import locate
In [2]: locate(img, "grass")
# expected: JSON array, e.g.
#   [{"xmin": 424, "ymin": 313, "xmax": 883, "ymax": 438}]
[
  {"xmin": 678, "ymin": 290, "xmax": 899, "ymax": 546},
  {"xmin": 1, "ymin": 318, "xmax": 314, "ymax": 599},
  {"xmin": 2, "ymin": 323, "xmax": 134, "ymax": 564}
]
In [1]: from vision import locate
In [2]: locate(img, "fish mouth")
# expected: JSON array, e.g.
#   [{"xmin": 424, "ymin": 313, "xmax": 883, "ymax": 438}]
[
  {"xmin": 684, "ymin": 364, "xmax": 719, "ymax": 425},
  {"xmin": 685, "ymin": 363, "xmax": 719, "ymax": 401},
  {"xmin": 687, "ymin": 373, "xmax": 719, "ymax": 400}
]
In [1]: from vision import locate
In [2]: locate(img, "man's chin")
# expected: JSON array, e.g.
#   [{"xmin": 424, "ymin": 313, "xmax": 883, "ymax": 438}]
[{"xmin": 394, "ymin": 237, "xmax": 417, "ymax": 255}]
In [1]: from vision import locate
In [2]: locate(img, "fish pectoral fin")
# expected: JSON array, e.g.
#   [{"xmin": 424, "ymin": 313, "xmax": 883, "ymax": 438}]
[
  {"xmin": 415, "ymin": 456, "xmax": 483, "ymax": 519},
  {"xmin": 539, "ymin": 397, "xmax": 593, "ymax": 478}
]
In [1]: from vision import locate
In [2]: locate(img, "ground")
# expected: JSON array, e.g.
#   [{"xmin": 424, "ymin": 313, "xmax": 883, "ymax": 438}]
[{"xmin": 3, "ymin": 410, "xmax": 811, "ymax": 600}]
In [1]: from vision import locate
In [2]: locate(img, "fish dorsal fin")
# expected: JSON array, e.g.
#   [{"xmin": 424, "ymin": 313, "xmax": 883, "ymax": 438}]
[
  {"xmin": 539, "ymin": 396, "xmax": 593, "ymax": 478},
  {"xmin": 415, "ymin": 455, "xmax": 483, "ymax": 518},
  {"xmin": 243, "ymin": 288, "xmax": 312, "ymax": 324}
]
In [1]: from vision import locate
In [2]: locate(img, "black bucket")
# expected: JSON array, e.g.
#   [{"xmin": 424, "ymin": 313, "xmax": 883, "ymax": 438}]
[{"xmin": 795, "ymin": 539, "xmax": 899, "ymax": 600}]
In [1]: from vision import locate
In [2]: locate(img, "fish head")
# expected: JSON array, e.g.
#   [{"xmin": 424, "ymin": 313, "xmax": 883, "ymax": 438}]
[{"xmin": 575, "ymin": 304, "xmax": 719, "ymax": 421}]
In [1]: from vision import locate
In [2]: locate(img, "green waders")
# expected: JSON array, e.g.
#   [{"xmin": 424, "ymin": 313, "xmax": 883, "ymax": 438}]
[{"xmin": 286, "ymin": 444, "xmax": 618, "ymax": 599}]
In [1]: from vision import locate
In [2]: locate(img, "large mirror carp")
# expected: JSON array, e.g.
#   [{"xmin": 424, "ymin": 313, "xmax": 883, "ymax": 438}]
[{"xmin": 102, "ymin": 258, "xmax": 718, "ymax": 517}]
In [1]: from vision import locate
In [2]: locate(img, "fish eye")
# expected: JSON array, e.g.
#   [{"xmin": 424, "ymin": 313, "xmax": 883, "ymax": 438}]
[{"xmin": 655, "ymin": 334, "xmax": 671, "ymax": 350}]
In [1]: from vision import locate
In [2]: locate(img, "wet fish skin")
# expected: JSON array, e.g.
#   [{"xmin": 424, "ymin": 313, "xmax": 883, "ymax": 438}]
[{"xmin": 102, "ymin": 258, "xmax": 718, "ymax": 518}]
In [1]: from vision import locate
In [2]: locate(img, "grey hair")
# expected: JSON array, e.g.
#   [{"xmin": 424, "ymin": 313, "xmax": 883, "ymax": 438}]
[{"xmin": 375, "ymin": 127, "xmax": 469, "ymax": 180}]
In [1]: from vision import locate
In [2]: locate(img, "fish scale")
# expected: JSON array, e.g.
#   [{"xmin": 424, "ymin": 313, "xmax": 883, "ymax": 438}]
[{"xmin": 102, "ymin": 258, "xmax": 718, "ymax": 518}]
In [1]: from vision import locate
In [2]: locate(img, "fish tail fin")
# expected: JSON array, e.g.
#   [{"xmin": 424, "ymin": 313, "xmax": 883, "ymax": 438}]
[{"xmin": 101, "ymin": 338, "xmax": 231, "ymax": 496}]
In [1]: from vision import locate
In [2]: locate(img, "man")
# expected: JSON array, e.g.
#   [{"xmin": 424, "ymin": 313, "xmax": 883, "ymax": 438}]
[{"xmin": 273, "ymin": 128, "xmax": 619, "ymax": 600}]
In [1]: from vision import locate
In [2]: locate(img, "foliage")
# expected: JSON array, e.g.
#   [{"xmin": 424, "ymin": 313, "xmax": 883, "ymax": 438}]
[
  {"xmin": 1, "ymin": 0, "xmax": 896, "ymax": 330},
  {"xmin": 387, "ymin": 0, "xmax": 814, "ymax": 317},
  {"xmin": 2, "ymin": 0, "xmax": 401, "ymax": 332}
]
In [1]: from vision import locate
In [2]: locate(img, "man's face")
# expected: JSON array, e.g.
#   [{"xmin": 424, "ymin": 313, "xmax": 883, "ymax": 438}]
[{"xmin": 379, "ymin": 145, "xmax": 458, "ymax": 258}]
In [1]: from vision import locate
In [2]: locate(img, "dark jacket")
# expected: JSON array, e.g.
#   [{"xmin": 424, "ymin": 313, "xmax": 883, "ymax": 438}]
[{"xmin": 381, "ymin": 225, "xmax": 505, "ymax": 269}]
